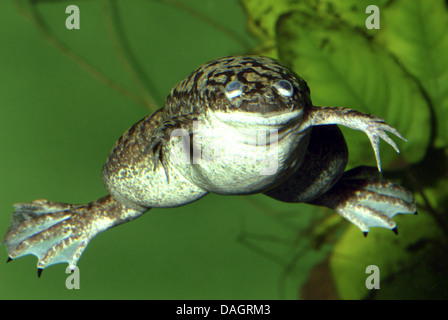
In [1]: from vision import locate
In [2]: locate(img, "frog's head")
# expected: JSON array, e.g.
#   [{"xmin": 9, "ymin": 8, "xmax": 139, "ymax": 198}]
[{"xmin": 166, "ymin": 56, "xmax": 312, "ymax": 128}]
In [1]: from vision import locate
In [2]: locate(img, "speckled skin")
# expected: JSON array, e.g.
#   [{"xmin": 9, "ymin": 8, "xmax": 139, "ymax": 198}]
[{"xmin": 2, "ymin": 56, "xmax": 416, "ymax": 272}]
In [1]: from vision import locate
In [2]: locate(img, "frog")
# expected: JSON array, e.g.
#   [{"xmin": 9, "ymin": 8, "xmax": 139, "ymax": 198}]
[{"xmin": 2, "ymin": 56, "xmax": 416, "ymax": 275}]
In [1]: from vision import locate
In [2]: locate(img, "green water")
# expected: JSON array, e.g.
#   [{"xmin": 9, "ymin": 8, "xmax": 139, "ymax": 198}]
[{"xmin": 1, "ymin": 0, "xmax": 447, "ymax": 300}]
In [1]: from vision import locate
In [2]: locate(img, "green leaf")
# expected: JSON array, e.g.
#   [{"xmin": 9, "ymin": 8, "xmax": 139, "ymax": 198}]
[
  {"xmin": 379, "ymin": 0, "xmax": 448, "ymax": 146},
  {"xmin": 240, "ymin": 0, "xmax": 390, "ymax": 55},
  {"xmin": 276, "ymin": 11, "xmax": 431, "ymax": 168},
  {"xmin": 240, "ymin": 0, "xmax": 294, "ymax": 57}
]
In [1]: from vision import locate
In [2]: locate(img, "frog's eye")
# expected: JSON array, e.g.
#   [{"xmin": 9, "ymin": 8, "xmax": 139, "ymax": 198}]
[
  {"xmin": 225, "ymin": 80, "xmax": 244, "ymax": 99},
  {"xmin": 274, "ymin": 80, "xmax": 294, "ymax": 97}
]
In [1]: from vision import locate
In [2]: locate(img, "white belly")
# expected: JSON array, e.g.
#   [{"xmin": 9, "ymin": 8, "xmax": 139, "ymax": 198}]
[{"xmin": 168, "ymin": 110, "xmax": 308, "ymax": 194}]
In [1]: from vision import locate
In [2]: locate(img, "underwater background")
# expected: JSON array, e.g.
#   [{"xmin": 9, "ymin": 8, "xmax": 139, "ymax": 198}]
[{"xmin": 0, "ymin": 0, "xmax": 447, "ymax": 299}]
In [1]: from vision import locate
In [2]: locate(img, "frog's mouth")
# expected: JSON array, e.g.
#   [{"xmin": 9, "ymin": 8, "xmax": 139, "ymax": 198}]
[{"xmin": 210, "ymin": 109, "xmax": 304, "ymax": 128}]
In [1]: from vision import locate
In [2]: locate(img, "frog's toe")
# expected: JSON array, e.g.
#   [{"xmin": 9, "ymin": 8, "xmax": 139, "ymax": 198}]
[
  {"xmin": 334, "ymin": 182, "xmax": 416, "ymax": 234},
  {"xmin": 311, "ymin": 168, "xmax": 416, "ymax": 234},
  {"xmin": 365, "ymin": 120, "xmax": 407, "ymax": 173},
  {"xmin": 2, "ymin": 196, "xmax": 145, "ymax": 272},
  {"xmin": 2, "ymin": 200, "xmax": 94, "ymax": 270}
]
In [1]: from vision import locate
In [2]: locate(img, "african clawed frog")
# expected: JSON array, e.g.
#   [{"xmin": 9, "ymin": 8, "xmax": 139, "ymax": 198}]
[{"xmin": 2, "ymin": 56, "xmax": 416, "ymax": 273}]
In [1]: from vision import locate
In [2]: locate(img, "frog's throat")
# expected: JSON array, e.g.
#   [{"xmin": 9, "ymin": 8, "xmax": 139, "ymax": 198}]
[{"xmin": 210, "ymin": 109, "xmax": 304, "ymax": 127}]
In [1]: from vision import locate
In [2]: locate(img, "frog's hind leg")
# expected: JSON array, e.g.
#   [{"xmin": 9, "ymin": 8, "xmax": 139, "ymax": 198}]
[
  {"xmin": 309, "ymin": 166, "xmax": 416, "ymax": 235},
  {"xmin": 2, "ymin": 195, "xmax": 147, "ymax": 274},
  {"xmin": 265, "ymin": 125, "xmax": 416, "ymax": 234}
]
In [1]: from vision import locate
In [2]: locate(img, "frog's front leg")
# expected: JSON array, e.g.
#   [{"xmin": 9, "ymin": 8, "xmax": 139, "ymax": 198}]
[
  {"xmin": 102, "ymin": 110, "xmax": 207, "ymax": 209},
  {"xmin": 306, "ymin": 106, "xmax": 406, "ymax": 172}
]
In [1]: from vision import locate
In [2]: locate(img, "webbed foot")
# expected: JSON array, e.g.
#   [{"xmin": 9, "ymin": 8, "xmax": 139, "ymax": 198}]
[
  {"xmin": 310, "ymin": 166, "xmax": 416, "ymax": 234},
  {"xmin": 2, "ymin": 196, "xmax": 146, "ymax": 271}
]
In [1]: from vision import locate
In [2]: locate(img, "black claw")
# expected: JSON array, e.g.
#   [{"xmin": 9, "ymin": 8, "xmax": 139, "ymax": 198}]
[
  {"xmin": 363, "ymin": 231, "xmax": 368, "ymax": 237},
  {"xmin": 37, "ymin": 268, "xmax": 43, "ymax": 278},
  {"xmin": 392, "ymin": 227, "xmax": 399, "ymax": 235},
  {"xmin": 6, "ymin": 257, "xmax": 12, "ymax": 263}
]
